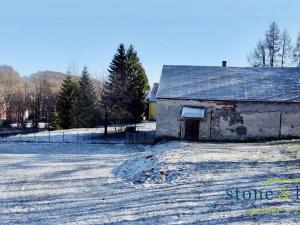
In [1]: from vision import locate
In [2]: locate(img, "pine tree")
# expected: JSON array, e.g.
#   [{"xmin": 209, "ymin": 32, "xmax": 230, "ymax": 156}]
[
  {"xmin": 103, "ymin": 44, "xmax": 149, "ymax": 128},
  {"xmin": 51, "ymin": 111, "xmax": 60, "ymax": 130},
  {"xmin": 56, "ymin": 76, "xmax": 79, "ymax": 129},
  {"xmin": 77, "ymin": 66, "xmax": 96, "ymax": 127},
  {"xmin": 126, "ymin": 45, "xmax": 150, "ymax": 122},
  {"xmin": 104, "ymin": 44, "xmax": 129, "ymax": 124}
]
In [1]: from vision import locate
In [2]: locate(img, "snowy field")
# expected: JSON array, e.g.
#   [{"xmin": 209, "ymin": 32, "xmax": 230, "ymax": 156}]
[
  {"xmin": 1, "ymin": 140, "xmax": 300, "ymax": 224},
  {"xmin": 0, "ymin": 122, "xmax": 156, "ymax": 144}
]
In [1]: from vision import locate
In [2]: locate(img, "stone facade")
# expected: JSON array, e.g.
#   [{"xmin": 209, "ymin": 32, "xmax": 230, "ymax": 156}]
[{"xmin": 156, "ymin": 99, "xmax": 300, "ymax": 141}]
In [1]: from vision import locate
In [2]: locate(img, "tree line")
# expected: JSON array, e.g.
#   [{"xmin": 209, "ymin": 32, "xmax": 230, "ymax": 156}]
[
  {"xmin": 0, "ymin": 44, "xmax": 149, "ymax": 131},
  {"xmin": 248, "ymin": 22, "xmax": 300, "ymax": 67}
]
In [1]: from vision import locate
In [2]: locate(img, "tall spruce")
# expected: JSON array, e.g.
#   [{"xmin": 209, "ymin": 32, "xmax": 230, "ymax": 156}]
[
  {"xmin": 104, "ymin": 44, "xmax": 129, "ymax": 125},
  {"xmin": 56, "ymin": 76, "xmax": 79, "ymax": 129},
  {"xmin": 77, "ymin": 66, "xmax": 96, "ymax": 127},
  {"xmin": 51, "ymin": 111, "xmax": 60, "ymax": 130},
  {"xmin": 126, "ymin": 45, "xmax": 149, "ymax": 122},
  {"xmin": 103, "ymin": 44, "xmax": 149, "ymax": 129}
]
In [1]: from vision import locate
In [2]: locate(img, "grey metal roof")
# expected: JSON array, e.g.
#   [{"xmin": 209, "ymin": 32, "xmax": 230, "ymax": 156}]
[
  {"xmin": 147, "ymin": 83, "xmax": 159, "ymax": 102},
  {"xmin": 157, "ymin": 65, "xmax": 300, "ymax": 102}
]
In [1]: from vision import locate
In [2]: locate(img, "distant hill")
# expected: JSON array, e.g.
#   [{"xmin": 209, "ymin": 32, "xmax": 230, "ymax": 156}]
[
  {"xmin": 29, "ymin": 70, "xmax": 102, "ymax": 93},
  {"xmin": 29, "ymin": 71, "xmax": 76, "ymax": 93},
  {"xmin": 30, "ymin": 70, "xmax": 77, "ymax": 81}
]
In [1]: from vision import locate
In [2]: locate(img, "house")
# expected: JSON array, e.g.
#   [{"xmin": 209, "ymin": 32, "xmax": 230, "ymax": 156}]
[
  {"xmin": 147, "ymin": 83, "xmax": 159, "ymax": 120},
  {"xmin": 156, "ymin": 63, "xmax": 300, "ymax": 141}
]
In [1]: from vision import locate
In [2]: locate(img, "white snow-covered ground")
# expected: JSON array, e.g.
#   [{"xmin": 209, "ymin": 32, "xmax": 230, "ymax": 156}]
[
  {"xmin": 0, "ymin": 140, "xmax": 300, "ymax": 224},
  {"xmin": 1, "ymin": 122, "xmax": 156, "ymax": 144}
]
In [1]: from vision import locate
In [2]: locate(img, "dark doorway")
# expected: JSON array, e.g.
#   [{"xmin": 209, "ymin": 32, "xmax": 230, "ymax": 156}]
[{"xmin": 185, "ymin": 119, "xmax": 200, "ymax": 141}]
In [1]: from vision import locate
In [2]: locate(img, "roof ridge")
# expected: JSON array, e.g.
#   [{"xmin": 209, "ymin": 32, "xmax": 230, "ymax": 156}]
[{"xmin": 157, "ymin": 65, "xmax": 300, "ymax": 102}]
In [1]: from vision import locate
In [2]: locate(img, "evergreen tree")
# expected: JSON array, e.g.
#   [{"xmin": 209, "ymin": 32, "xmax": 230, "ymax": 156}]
[
  {"xmin": 104, "ymin": 44, "xmax": 129, "ymax": 124},
  {"xmin": 77, "ymin": 66, "xmax": 96, "ymax": 127},
  {"xmin": 51, "ymin": 111, "xmax": 60, "ymax": 130},
  {"xmin": 103, "ymin": 44, "xmax": 149, "ymax": 128},
  {"xmin": 126, "ymin": 45, "xmax": 150, "ymax": 122},
  {"xmin": 56, "ymin": 76, "xmax": 79, "ymax": 129}
]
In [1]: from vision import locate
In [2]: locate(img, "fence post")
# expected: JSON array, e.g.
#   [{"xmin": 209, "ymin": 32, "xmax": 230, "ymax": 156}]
[
  {"xmin": 77, "ymin": 132, "xmax": 79, "ymax": 144},
  {"xmin": 63, "ymin": 132, "xmax": 65, "ymax": 143},
  {"xmin": 48, "ymin": 131, "xmax": 50, "ymax": 143},
  {"xmin": 19, "ymin": 134, "xmax": 21, "ymax": 142}
]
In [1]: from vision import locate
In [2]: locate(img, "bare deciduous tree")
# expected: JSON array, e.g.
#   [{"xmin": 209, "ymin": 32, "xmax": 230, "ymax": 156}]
[
  {"xmin": 0, "ymin": 65, "xmax": 23, "ymax": 124},
  {"xmin": 265, "ymin": 22, "xmax": 281, "ymax": 67},
  {"xmin": 10, "ymin": 90, "xmax": 27, "ymax": 128},
  {"xmin": 293, "ymin": 33, "xmax": 300, "ymax": 67},
  {"xmin": 29, "ymin": 74, "xmax": 57, "ymax": 128},
  {"xmin": 279, "ymin": 30, "xmax": 292, "ymax": 67},
  {"xmin": 248, "ymin": 39, "xmax": 267, "ymax": 67}
]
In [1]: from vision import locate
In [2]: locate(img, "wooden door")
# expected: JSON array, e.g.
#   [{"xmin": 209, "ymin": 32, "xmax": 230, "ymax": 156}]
[{"xmin": 185, "ymin": 119, "xmax": 200, "ymax": 141}]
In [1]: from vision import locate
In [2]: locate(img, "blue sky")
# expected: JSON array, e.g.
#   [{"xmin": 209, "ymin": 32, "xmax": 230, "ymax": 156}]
[{"xmin": 0, "ymin": 0, "xmax": 299, "ymax": 85}]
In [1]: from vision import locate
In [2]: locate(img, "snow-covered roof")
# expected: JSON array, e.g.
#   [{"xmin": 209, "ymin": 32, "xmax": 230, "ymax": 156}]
[
  {"xmin": 147, "ymin": 83, "xmax": 159, "ymax": 102},
  {"xmin": 181, "ymin": 107, "xmax": 204, "ymax": 119},
  {"xmin": 157, "ymin": 65, "xmax": 300, "ymax": 102}
]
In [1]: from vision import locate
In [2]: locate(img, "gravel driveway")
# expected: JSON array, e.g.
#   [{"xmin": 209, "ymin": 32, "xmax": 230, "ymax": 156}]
[{"xmin": 0, "ymin": 141, "xmax": 300, "ymax": 224}]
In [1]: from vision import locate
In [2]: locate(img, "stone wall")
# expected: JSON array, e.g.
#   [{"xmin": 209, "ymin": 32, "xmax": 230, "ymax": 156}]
[{"xmin": 156, "ymin": 99, "xmax": 300, "ymax": 141}]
